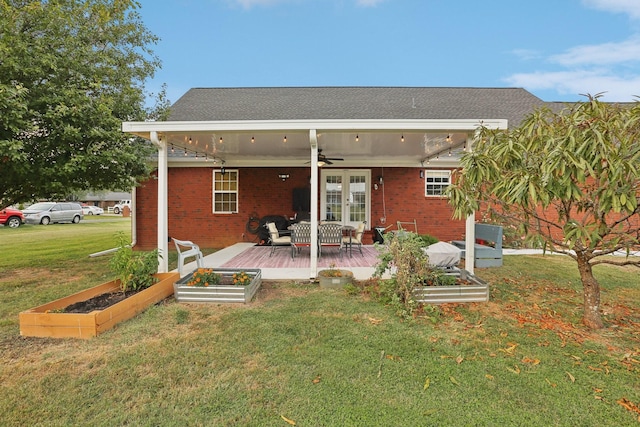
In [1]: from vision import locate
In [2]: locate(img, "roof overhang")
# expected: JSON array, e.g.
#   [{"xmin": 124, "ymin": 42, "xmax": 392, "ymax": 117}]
[{"xmin": 122, "ymin": 118, "xmax": 508, "ymax": 168}]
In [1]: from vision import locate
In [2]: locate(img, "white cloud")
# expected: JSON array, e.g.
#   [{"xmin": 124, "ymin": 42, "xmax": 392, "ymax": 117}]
[
  {"xmin": 582, "ymin": 0, "xmax": 640, "ymax": 19},
  {"xmin": 550, "ymin": 37, "xmax": 640, "ymax": 66},
  {"xmin": 505, "ymin": 69, "xmax": 640, "ymax": 101}
]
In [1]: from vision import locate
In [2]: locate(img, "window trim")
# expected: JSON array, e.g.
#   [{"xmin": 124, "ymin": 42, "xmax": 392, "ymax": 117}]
[
  {"xmin": 424, "ymin": 169, "xmax": 452, "ymax": 197},
  {"xmin": 212, "ymin": 169, "xmax": 239, "ymax": 214}
]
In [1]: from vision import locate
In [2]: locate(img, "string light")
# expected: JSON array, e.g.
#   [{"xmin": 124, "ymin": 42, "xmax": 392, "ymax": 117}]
[
  {"xmin": 251, "ymin": 136, "xmax": 255, "ymax": 143},
  {"xmin": 401, "ymin": 134, "xmax": 404, "ymax": 143},
  {"xmin": 355, "ymin": 134, "xmax": 359, "ymax": 142},
  {"xmin": 283, "ymin": 135, "xmax": 287, "ymax": 143},
  {"xmin": 219, "ymin": 137, "xmax": 223, "ymax": 144}
]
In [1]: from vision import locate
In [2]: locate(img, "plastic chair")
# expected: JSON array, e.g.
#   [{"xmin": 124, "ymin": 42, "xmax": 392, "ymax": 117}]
[
  {"xmin": 266, "ymin": 222, "xmax": 291, "ymax": 256},
  {"xmin": 172, "ymin": 238, "xmax": 204, "ymax": 277}
]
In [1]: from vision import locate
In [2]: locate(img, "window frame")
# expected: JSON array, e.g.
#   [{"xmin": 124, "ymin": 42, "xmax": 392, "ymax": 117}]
[
  {"xmin": 424, "ymin": 169, "xmax": 452, "ymax": 197},
  {"xmin": 212, "ymin": 169, "xmax": 239, "ymax": 214}
]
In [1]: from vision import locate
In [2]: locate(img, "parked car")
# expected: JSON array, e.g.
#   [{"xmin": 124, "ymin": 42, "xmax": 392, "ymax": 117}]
[
  {"xmin": 23, "ymin": 202, "xmax": 83, "ymax": 225},
  {"xmin": 82, "ymin": 204, "xmax": 104, "ymax": 215},
  {"xmin": 113, "ymin": 199, "xmax": 131, "ymax": 215},
  {"xmin": 0, "ymin": 207, "xmax": 24, "ymax": 228}
]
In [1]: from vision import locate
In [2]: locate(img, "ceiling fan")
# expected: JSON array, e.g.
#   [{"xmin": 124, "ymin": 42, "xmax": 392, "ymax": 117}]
[{"xmin": 307, "ymin": 149, "xmax": 344, "ymax": 166}]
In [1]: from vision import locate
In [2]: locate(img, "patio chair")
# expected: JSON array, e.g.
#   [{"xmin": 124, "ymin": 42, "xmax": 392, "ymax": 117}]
[
  {"xmin": 291, "ymin": 222, "xmax": 313, "ymax": 258},
  {"xmin": 343, "ymin": 221, "xmax": 366, "ymax": 256},
  {"xmin": 172, "ymin": 237, "xmax": 204, "ymax": 277},
  {"xmin": 319, "ymin": 223, "xmax": 343, "ymax": 258},
  {"xmin": 266, "ymin": 222, "xmax": 291, "ymax": 256}
]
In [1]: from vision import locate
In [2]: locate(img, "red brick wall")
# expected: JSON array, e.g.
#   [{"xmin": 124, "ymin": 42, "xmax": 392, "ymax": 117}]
[{"xmin": 134, "ymin": 166, "xmax": 466, "ymax": 249}]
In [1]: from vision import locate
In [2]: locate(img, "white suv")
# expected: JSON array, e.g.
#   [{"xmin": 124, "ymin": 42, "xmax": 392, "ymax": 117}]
[{"xmin": 113, "ymin": 200, "xmax": 131, "ymax": 215}]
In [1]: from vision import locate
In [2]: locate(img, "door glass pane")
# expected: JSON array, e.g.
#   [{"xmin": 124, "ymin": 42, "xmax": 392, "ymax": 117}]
[
  {"xmin": 349, "ymin": 175, "xmax": 366, "ymax": 222},
  {"xmin": 324, "ymin": 175, "xmax": 342, "ymax": 221}
]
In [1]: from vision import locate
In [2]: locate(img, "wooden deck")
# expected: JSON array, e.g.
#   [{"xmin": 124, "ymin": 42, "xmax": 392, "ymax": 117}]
[{"xmin": 190, "ymin": 243, "xmax": 382, "ymax": 281}]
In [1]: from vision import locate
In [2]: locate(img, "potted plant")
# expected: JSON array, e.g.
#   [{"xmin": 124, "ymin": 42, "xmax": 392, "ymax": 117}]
[
  {"xmin": 19, "ymin": 234, "xmax": 178, "ymax": 339},
  {"xmin": 317, "ymin": 264, "xmax": 354, "ymax": 289},
  {"xmin": 174, "ymin": 268, "xmax": 262, "ymax": 303}
]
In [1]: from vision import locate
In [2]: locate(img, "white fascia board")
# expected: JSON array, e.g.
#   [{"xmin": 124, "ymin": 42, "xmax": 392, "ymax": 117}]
[{"xmin": 123, "ymin": 118, "xmax": 508, "ymax": 135}]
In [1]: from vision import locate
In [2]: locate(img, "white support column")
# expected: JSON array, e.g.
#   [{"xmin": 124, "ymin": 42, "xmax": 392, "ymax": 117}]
[
  {"xmin": 151, "ymin": 131, "xmax": 169, "ymax": 273},
  {"xmin": 309, "ymin": 129, "xmax": 319, "ymax": 279},
  {"xmin": 465, "ymin": 213, "xmax": 475, "ymax": 275}
]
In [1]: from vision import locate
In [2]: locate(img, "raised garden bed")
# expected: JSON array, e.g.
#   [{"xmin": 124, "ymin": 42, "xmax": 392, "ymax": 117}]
[
  {"xmin": 19, "ymin": 272, "xmax": 179, "ymax": 339},
  {"xmin": 173, "ymin": 268, "xmax": 262, "ymax": 303},
  {"xmin": 412, "ymin": 270, "xmax": 489, "ymax": 304},
  {"xmin": 317, "ymin": 269, "xmax": 353, "ymax": 289}
]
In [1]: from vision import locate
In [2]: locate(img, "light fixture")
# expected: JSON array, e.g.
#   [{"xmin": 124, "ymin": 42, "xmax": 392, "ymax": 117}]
[
  {"xmin": 251, "ymin": 136, "xmax": 255, "ymax": 143},
  {"xmin": 463, "ymin": 141, "xmax": 467, "ymax": 151},
  {"xmin": 420, "ymin": 170, "xmax": 424, "ymax": 179},
  {"xmin": 188, "ymin": 136, "xmax": 192, "ymax": 144},
  {"xmin": 317, "ymin": 160, "xmax": 326, "ymax": 167},
  {"xmin": 446, "ymin": 134, "xmax": 452, "ymax": 143},
  {"xmin": 171, "ymin": 145, "xmax": 175, "ymax": 153},
  {"xmin": 401, "ymin": 134, "xmax": 404, "ymax": 143},
  {"xmin": 219, "ymin": 137, "xmax": 223, "ymax": 144},
  {"xmin": 378, "ymin": 176, "xmax": 383, "ymax": 184},
  {"xmin": 448, "ymin": 149, "xmax": 452, "ymax": 156},
  {"xmin": 278, "ymin": 174, "xmax": 290, "ymax": 181},
  {"xmin": 283, "ymin": 135, "xmax": 287, "ymax": 143},
  {"xmin": 221, "ymin": 165, "xmax": 226, "ymax": 175},
  {"xmin": 355, "ymin": 134, "xmax": 359, "ymax": 142}
]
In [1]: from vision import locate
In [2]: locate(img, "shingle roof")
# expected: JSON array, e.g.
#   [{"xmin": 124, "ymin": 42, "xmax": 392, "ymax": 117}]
[{"xmin": 168, "ymin": 87, "xmax": 546, "ymax": 128}]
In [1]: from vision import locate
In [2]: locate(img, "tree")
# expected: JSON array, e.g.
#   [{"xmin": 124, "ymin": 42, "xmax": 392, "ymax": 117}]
[
  {"xmin": 0, "ymin": 0, "xmax": 162, "ymax": 207},
  {"xmin": 447, "ymin": 95, "xmax": 640, "ymax": 329}
]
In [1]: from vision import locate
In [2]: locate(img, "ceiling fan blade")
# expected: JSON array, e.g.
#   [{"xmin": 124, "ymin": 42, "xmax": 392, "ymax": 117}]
[{"xmin": 325, "ymin": 157, "xmax": 344, "ymax": 161}]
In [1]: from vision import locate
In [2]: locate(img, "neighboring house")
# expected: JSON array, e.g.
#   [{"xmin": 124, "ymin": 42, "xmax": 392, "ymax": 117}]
[
  {"xmin": 81, "ymin": 191, "xmax": 131, "ymax": 211},
  {"xmin": 122, "ymin": 87, "xmax": 549, "ymax": 275}
]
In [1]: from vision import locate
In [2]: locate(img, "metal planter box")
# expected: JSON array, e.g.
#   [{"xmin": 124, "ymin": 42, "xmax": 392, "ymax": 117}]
[
  {"xmin": 412, "ymin": 271, "xmax": 489, "ymax": 304},
  {"xmin": 174, "ymin": 268, "xmax": 262, "ymax": 303}
]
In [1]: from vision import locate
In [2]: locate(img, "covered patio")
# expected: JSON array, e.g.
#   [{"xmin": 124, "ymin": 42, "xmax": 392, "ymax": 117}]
[{"xmin": 121, "ymin": 88, "xmax": 541, "ymax": 279}]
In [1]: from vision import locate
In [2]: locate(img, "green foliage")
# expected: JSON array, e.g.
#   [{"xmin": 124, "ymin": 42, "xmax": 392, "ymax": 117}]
[
  {"xmin": 374, "ymin": 231, "xmax": 432, "ymax": 318},
  {"xmin": 419, "ymin": 233, "xmax": 439, "ymax": 246},
  {"xmin": 0, "ymin": 0, "xmax": 163, "ymax": 206},
  {"xmin": 447, "ymin": 94, "xmax": 640, "ymax": 328},
  {"xmin": 186, "ymin": 268, "xmax": 221, "ymax": 287},
  {"xmin": 109, "ymin": 232, "xmax": 159, "ymax": 293}
]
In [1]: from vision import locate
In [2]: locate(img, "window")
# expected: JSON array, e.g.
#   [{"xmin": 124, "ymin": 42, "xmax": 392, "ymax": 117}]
[
  {"xmin": 424, "ymin": 170, "xmax": 451, "ymax": 197},
  {"xmin": 213, "ymin": 170, "xmax": 238, "ymax": 213}
]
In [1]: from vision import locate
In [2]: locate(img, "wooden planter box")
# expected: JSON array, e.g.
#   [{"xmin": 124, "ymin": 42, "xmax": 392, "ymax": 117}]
[
  {"xmin": 412, "ymin": 271, "xmax": 489, "ymax": 304},
  {"xmin": 317, "ymin": 269, "xmax": 353, "ymax": 289},
  {"xmin": 174, "ymin": 268, "xmax": 262, "ymax": 303},
  {"xmin": 19, "ymin": 272, "xmax": 179, "ymax": 339}
]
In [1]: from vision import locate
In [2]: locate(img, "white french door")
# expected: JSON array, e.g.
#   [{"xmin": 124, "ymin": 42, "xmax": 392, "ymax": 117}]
[{"xmin": 320, "ymin": 169, "xmax": 370, "ymax": 228}]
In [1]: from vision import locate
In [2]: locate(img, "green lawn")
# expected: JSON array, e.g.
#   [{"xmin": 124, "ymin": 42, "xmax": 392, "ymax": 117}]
[{"xmin": 1, "ymin": 222, "xmax": 639, "ymax": 426}]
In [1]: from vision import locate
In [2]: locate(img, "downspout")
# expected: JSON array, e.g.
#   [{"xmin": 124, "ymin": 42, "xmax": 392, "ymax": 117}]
[{"xmin": 151, "ymin": 131, "xmax": 169, "ymax": 273}]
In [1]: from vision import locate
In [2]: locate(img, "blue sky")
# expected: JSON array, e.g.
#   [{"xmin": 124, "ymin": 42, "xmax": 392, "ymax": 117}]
[{"xmin": 138, "ymin": 0, "xmax": 640, "ymax": 105}]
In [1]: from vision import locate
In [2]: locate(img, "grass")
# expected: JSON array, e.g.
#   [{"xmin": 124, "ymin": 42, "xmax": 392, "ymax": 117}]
[{"xmin": 1, "ymin": 223, "xmax": 639, "ymax": 426}]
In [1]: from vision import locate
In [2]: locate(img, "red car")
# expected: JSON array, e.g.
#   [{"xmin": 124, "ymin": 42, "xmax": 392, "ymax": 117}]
[{"xmin": 0, "ymin": 207, "xmax": 24, "ymax": 228}]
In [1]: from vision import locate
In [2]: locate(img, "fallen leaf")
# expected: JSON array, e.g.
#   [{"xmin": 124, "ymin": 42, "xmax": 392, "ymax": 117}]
[
  {"xmin": 588, "ymin": 366, "xmax": 603, "ymax": 372},
  {"xmin": 386, "ymin": 354, "xmax": 402, "ymax": 361},
  {"xmin": 456, "ymin": 355, "xmax": 464, "ymax": 365},
  {"xmin": 280, "ymin": 414, "xmax": 296, "ymax": 425},
  {"xmin": 312, "ymin": 375, "xmax": 321, "ymax": 384},
  {"xmin": 485, "ymin": 374, "xmax": 494, "ymax": 380},
  {"xmin": 506, "ymin": 365, "xmax": 521, "ymax": 374},
  {"xmin": 584, "ymin": 349, "xmax": 597, "ymax": 354},
  {"xmin": 522, "ymin": 357, "xmax": 540, "ymax": 365},
  {"xmin": 449, "ymin": 376, "xmax": 460, "ymax": 385},
  {"xmin": 423, "ymin": 377, "xmax": 430, "ymax": 390},
  {"xmin": 368, "ymin": 317, "xmax": 383, "ymax": 325},
  {"xmin": 566, "ymin": 372, "xmax": 575, "ymax": 383},
  {"xmin": 617, "ymin": 398, "xmax": 640, "ymax": 415},
  {"xmin": 423, "ymin": 409, "xmax": 438, "ymax": 416},
  {"xmin": 545, "ymin": 378, "xmax": 557, "ymax": 387},
  {"xmin": 593, "ymin": 387, "xmax": 603, "ymax": 393},
  {"xmin": 500, "ymin": 343, "xmax": 519, "ymax": 355},
  {"xmin": 594, "ymin": 395, "xmax": 604, "ymax": 401}
]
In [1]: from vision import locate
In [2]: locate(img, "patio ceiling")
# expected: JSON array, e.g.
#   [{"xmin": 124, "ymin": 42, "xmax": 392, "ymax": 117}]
[{"xmin": 123, "ymin": 119, "xmax": 507, "ymax": 168}]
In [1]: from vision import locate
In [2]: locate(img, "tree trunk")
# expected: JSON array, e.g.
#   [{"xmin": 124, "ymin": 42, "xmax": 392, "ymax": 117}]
[{"xmin": 576, "ymin": 255, "xmax": 604, "ymax": 329}]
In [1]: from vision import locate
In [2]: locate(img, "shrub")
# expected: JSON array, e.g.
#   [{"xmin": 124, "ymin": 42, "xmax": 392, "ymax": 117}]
[{"xmin": 109, "ymin": 233, "xmax": 159, "ymax": 293}]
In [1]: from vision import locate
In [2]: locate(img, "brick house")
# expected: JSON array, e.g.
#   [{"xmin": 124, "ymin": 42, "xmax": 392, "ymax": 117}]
[{"xmin": 122, "ymin": 87, "xmax": 547, "ymax": 276}]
